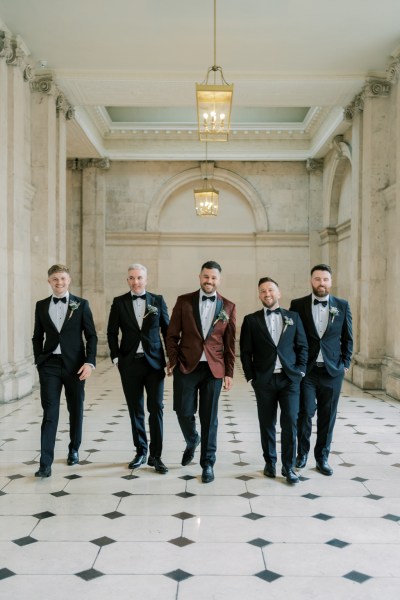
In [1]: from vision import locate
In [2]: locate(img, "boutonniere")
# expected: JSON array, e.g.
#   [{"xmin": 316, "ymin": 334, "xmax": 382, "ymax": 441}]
[
  {"xmin": 329, "ymin": 306, "xmax": 339, "ymax": 322},
  {"xmin": 143, "ymin": 304, "xmax": 158, "ymax": 319},
  {"xmin": 283, "ymin": 315, "xmax": 294, "ymax": 333},
  {"xmin": 68, "ymin": 300, "xmax": 80, "ymax": 319},
  {"xmin": 213, "ymin": 307, "xmax": 229, "ymax": 327}
]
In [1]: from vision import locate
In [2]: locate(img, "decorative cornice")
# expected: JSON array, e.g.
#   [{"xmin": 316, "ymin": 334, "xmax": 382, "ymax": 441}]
[
  {"xmin": 306, "ymin": 158, "xmax": 324, "ymax": 172},
  {"xmin": 344, "ymin": 77, "xmax": 391, "ymax": 121},
  {"xmin": 386, "ymin": 55, "xmax": 400, "ymax": 83},
  {"xmin": 67, "ymin": 158, "xmax": 110, "ymax": 170}
]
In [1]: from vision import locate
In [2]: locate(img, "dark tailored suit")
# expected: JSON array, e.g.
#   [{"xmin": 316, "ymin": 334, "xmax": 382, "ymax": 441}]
[
  {"xmin": 240, "ymin": 309, "xmax": 308, "ymax": 469},
  {"xmin": 32, "ymin": 295, "xmax": 97, "ymax": 468},
  {"xmin": 289, "ymin": 294, "xmax": 353, "ymax": 462},
  {"xmin": 166, "ymin": 291, "xmax": 236, "ymax": 467},
  {"xmin": 107, "ymin": 291, "xmax": 169, "ymax": 458}
]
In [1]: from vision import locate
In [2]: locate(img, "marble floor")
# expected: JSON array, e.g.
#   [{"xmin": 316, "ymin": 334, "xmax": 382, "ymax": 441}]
[{"xmin": 0, "ymin": 360, "xmax": 399, "ymax": 600}]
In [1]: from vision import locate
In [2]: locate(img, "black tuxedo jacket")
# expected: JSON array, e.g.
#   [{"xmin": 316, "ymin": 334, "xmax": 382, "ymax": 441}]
[
  {"xmin": 107, "ymin": 291, "xmax": 169, "ymax": 371},
  {"xmin": 32, "ymin": 294, "xmax": 97, "ymax": 374},
  {"xmin": 240, "ymin": 308, "xmax": 308, "ymax": 383},
  {"xmin": 289, "ymin": 294, "xmax": 353, "ymax": 377}
]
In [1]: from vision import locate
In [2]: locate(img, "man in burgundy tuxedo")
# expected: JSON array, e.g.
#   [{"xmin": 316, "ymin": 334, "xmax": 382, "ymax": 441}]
[{"xmin": 166, "ymin": 261, "xmax": 236, "ymax": 483}]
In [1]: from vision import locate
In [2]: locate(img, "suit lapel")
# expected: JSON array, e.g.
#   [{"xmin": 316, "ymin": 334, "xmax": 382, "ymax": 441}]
[
  {"xmin": 205, "ymin": 296, "xmax": 222, "ymax": 338},
  {"xmin": 304, "ymin": 294, "xmax": 319, "ymax": 337},
  {"xmin": 43, "ymin": 296, "xmax": 59, "ymax": 332},
  {"xmin": 256, "ymin": 309, "xmax": 275, "ymax": 345},
  {"xmin": 192, "ymin": 292, "xmax": 203, "ymax": 337},
  {"xmin": 124, "ymin": 292, "xmax": 140, "ymax": 328}
]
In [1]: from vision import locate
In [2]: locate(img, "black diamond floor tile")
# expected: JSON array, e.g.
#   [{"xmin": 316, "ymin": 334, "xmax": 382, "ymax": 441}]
[
  {"xmin": 179, "ymin": 475, "xmax": 196, "ymax": 481},
  {"xmin": 326, "ymin": 538, "xmax": 350, "ymax": 548},
  {"xmin": 8, "ymin": 474, "xmax": 24, "ymax": 480},
  {"xmin": 247, "ymin": 538, "xmax": 272, "ymax": 548},
  {"xmin": 75, "ymin": 568, "xmax": 105, "ymax": 581},
  {"xmin": 164, "ymin": 569, "xmax": 193, "ymax": 582},
  {"xmin": 0, "ymin": 568, "xmax": 15, "ymax": 580},
  {"xmin": 234, "ymin": 461, "xmax": 250, "ymax": 466},
  {"xmin": 103, "ymin": 511, "xmax": 125, "ymax": 519},
  {"xmin": 239, "ymin": 492, "xmax": 258, "ymax": 499},
  {"xmin": 313, "ymin": 513, "xmax": 334, "ymax": 521},
  {"xmin": 365, "ymin": 494, "xmax": 384, "ymax": 500},
  {"xmin": 343, "ymin": 570, "xmax": 372, "ymax": 583},
  {"xmin": 302, "ymin": 493, "xmax": 320, "ymax": 500},
  {"xmin": 64, "ymin": 474, "xmax": 82, "ymax": 480},
  {"xmin": 243, "ymin": 512, "xmax": 264, "ymax": 520},
  {"xmin": 352, "ymin": 477, "xmax": 368, "ymax": 482},
  {"xmin": 168, "ymin": 536, "xmax": 194, "ymax": 547},
  {"xmin": 13, "ymin": 536, "xmax": 38, "ymax": 546},
  {"xmin": 121, "ymin": 474, "xmax": 139, "ymax": 480},
  {"xmin": 173, "ymin": 512, "xmax": 195, "ymax": 520},
  {"xmin": 113, "ymin": 491, "xmax": 133, "ymax": 498},
  {"xmin": 51, "ymin": 490, "xmax": 70, "ymax": 497},
  {"xmin": 176, "ymin": 491, "xmax": 196, "ymax": 498},
  {"xmin": 236, "ymin": 475, "xmax": 254, "ymax": 481},
  {"xmin": 84, "ymin": 448, "xmax": 99, "ymax": 453},
  {"xmin": 90, "ymin": 536, "xmax": 116, "ymax": 547},
  {"xmin": 255, "ymin": 569, "xmax": 282, "ymax": 582},
  {"xmin": 33, "ymin": 511, "xmax": 55, "ymax": 520},
  {"xmin": 382, "ymin": 514, "xmax": 400, "ymax": 522}
]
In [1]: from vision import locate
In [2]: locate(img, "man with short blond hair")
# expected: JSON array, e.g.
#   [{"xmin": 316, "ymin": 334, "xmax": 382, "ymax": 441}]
[{"xmin": 32, "ymin": 264, "xmax": 97, "ymax": 477}]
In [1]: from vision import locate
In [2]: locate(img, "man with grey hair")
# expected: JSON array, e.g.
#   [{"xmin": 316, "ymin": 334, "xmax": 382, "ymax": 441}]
[{"xmin": 107, "ymin": 264, "xmax": 170, "ymax": 473}]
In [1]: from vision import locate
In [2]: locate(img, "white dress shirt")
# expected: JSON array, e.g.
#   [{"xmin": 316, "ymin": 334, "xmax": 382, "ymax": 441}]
[
  {"xmin": 264, "ymin": 307, "xmax": 283, "ymax": 371},
  {"xmin": 49, "ymin": 292, "xmax": 69, "ymax": 354},
  {"xmin": 199, "ymin": 291, "xmax": 217, "ymax": 361},
  {"xmin": 312, "ymin": 294, "xmax": 329, "ymax": 363}
]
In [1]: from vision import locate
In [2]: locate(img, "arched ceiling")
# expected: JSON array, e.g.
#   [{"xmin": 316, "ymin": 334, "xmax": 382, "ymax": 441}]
[{"xmin": 0, "ymin": 0, "xmax": 399, "ymax": 161}]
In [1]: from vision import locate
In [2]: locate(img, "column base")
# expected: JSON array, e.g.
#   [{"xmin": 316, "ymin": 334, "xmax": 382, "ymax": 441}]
[
  {"xmin": 352, "ymin": 353, "xmax": 382, "ymax": 390},
  {"xmin": 0, "ymin": 359, "xmax": 35, "ymax": 403}
]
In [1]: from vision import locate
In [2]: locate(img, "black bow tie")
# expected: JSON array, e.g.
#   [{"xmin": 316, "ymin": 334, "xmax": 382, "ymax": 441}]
[
  {"xmin": 53, "ymin": 296, "xmax": 67, "ymax": 304},
  {"xmin": 266, "ymin": 308, "xmax": 280, "ymax": 315},
  {"xmin": 132, "ymin": 294, "xmax": 146, "ymax": 300},
  {"xmin": 313, "ymin": 299, "xmax": 327, "ymax": 307},
  {"xmin": 202, "ymin": 295, "xmax": 216, "ymax": 302}
]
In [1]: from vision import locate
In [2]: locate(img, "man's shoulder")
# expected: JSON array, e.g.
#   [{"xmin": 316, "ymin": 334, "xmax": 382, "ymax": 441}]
[
  {"xmin": 330, "ymin": 295, "xmax": 349, "ymax": 307},
  {"xmin": 112, "ymin": 292, "xmax": 130, "ymax": 303},
  {"xmin": 290, "ymin": 295, "xmax": 310, "ymax": 307},
  {"xmin": 217, "ymin": 293, "xmax": 235, "ymax": 308}
]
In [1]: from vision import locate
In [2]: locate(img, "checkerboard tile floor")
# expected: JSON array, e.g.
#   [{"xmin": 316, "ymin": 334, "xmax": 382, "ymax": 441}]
[{"xmin": 1, "ymin": 360, "xmax": 399, "ymax": 599}]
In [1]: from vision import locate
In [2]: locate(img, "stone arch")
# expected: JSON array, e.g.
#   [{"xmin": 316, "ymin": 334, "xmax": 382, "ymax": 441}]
[
  {"xmin": 325, "ymin": 139, "xmax": 352, "ymax": 227},
  {"xmin": 146, "ymin": 166, "xmax": 268, "ymax": 232}
]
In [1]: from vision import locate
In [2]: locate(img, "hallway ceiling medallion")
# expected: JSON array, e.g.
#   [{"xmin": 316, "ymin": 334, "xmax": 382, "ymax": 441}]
[{"xmin": 196, "ymin": 0, "xmax": 233, "ymax": 142}]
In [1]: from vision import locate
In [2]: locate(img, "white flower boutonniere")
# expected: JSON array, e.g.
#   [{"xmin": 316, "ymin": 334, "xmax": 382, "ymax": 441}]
[
  {"xmin": 283, "ymin": 315, "xmax": 294, "ymax": 334},
  {"xmin": 213, "ymin": 307, "xmax": 229, "ymax": 327},
  {"xmin": 68, "ymin": 300, "xmax": 80, "ymax": 319},
  {"xmin": 144, "ymin": 305, "xmax": 158, "ymax": 319},
  {"xmin": 329, "ymin": 306, "xmax": 339, "ymax": 322}
]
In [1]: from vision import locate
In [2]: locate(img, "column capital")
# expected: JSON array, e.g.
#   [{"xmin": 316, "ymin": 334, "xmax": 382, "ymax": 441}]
[
  {"xmin": 30, "ymin": 69, "xmax": 57, "ymax": 96},
  {"xmin": 344, "ymin": 77, "xmax": 391, "ymax": 120},
  {"xmin": 332, "ymin": 135, "xmax": 352, "ymax": 161},
  {"xmin": 67, "ymin": 158, "xmax": 110, "ymax": 170},
  {"xmin": 56, "ymin": 91, "xmax": 75, "ymax": 120},
  {"xmin": 386, "ymin": 54, "xmax": 400, "ymax": 83},
  {"xmin": 306, "ymin": 158, "xmax": 324, "ymax": 172}
]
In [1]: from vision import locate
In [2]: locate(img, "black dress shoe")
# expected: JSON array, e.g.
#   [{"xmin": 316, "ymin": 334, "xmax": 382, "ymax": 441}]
[
  {"xmin": 67, "ymin": 451, "xmax": 79, "ymax": 466},
  {"xmin": 35, "ymin": 466, "xmax": 52, "ymax": 478},
  {"xmin": 263, "ymin": 461, "xmax": 276, "ymax": 478},
  {"xmin": 281, "ymin": 466, "xmax": 299, "ymax": 484},
  {"xmin": 201, "ymin": 465, "xmax": 214, "ymax": 483},
  {"xmin": 316, "ymin": 459, "xmax": 333, "ymax": 476},
  {"xmin": 128, "ymin": 453, "xmax": 147, "ymax": 469},
  {"xmin": 295, "ymin": 454, "xmax": 308, "ymax": 469},
  {"xmin": 181, "ymin": 434, "xmax": 201, "ymax": 466},
  {"xmin": 149, "ymin": 456, "xmax": 168, "ymax": 474}
]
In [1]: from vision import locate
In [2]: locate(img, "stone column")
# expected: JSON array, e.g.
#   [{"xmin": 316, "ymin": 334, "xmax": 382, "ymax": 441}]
[
  {"xmin": 67, "ymin": 158, "xmax": 109, "ymax": 357},
  {"xmin": 349, "ymin": 79, "xmax": 391, "ymax": 389},
  {"xmin": 306, "ymin": 158, "xmax": 324, "ymax": 266},
  {"xmin": 0, "ymin": 33, "xmax": 35, "ymax": 400}
]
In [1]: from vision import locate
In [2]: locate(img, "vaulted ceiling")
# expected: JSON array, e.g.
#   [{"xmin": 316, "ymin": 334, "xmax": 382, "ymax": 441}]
[{"xmin": 1, "ymin": 0, "xmax": 399, "ymax": 161}]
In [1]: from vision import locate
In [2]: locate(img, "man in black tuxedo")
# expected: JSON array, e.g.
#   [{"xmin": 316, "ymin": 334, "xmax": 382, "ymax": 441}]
[
  {"xmin": 290, "ymin": 264, "xmax": 353, "ymax": 475},
  {"xmin": 107, "ymin": 263, "xmax": 169, "ymax": 474},
  {"xmin": 240, "ymin": 277, "xmax": 308, "ymax": 484},
  {"xmin": 32, "ymin": 264, "xmax": 97, "ymax": 477}
]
